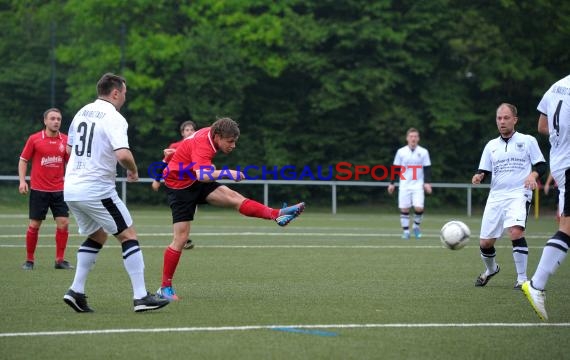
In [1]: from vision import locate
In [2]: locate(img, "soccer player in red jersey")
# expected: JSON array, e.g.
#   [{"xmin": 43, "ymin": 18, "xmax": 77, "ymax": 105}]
[
  {"xmin": 157, "ymin": 117, "xmax": 305, "ymax": 301},
  {"xmin": 18, "ymin": 108, "xmax": 73, "ymax": 270}
]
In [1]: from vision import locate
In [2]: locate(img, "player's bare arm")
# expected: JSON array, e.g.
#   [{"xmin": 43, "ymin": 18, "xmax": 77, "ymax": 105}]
[
  {"xmin": 537, "ymin": 114, "xmax": 549, "ymax": 135},
  {"xmin": 524, "ymin": 172, "xmax": 539, "ymax": 190},
  {"xmin": 472, "ymin": 173, "xmax": 484, "ymax": 184},
  {"xmin": 115, "ymin": 148, "xmax": 139, "ymax": 182},
  {"xmin": 18, "ymin": 159, "xmax": 29, "ymax": 194}
]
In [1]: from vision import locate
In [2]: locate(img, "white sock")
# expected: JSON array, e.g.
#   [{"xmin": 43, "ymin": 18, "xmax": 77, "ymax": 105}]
[
  {"xmin": 532, "ymin": 238, "xmax": 568, "ymax": 290},
  {"xmin": 70, "ymin": 239, "xmax": 102, "ymax": 294},
  {"xmin": 122, "ymin": 240, "xmax": 147, "ymax": 299},
  {"xmin": 400, "ymin": 212, "xmax": 410, "ymax": 231},
  {"xmin": 512, "ymin": 238, "xmax": 528, "ymax": 282}
]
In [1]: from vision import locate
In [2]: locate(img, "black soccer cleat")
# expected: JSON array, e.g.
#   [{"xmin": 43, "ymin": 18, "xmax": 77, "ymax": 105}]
[
  {"xmin": 63, "ymin": 289, "xmax": 94, "ymax": 313},
  {"xmin": 183, "ymin": 239, "xmax": 195, "ymax": 250},
  {"xmin": 55, "ymin": 260, "xmax": 75, "ymax": 270},
  {"xmin": 474, "ymin": 265, "xmax": 500, "ymax": 287},
  {"xmin": 133, "ymin": 292, "xmax": 170, "ymax": 313}
]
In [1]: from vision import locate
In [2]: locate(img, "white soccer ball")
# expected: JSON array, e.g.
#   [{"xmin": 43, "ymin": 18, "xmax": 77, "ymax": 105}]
[{"xmin": 440, "ymin": 220, "xmax": 471, "ymax": 250}]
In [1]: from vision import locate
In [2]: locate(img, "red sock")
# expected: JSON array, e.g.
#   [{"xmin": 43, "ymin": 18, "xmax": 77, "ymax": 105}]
[
  {"xmin": 26, "ymin": 226, "xmax": 39, "ymax": 262},
  {"xmin": 162, "ymin": 246, "xmax": 182, "ymax": 287},
  {"xmin": 55, "ymin": 228, "xmax": 69, "ymax": 262},
  {"xmin": 238, "ymin": 199, "xmax": 279, "ymax": 220}
]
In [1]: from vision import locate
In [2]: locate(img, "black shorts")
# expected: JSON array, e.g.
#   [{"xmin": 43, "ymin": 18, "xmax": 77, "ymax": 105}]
[
  {"xmin": 167, "ymin": 182, "xmax": 222, "ymax": 223},
  {"xmin": 29, "ymin": 190, "xmax": 69, "ymax": 220}
]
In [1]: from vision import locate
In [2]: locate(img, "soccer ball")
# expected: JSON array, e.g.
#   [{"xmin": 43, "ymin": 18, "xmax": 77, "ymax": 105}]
[{"xmin": 440, "ymin": 220, "xmax": 471, "ymax": 250}]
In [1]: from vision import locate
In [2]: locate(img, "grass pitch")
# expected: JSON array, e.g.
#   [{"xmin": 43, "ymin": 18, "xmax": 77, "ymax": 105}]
[{"xmin": 0, "ymin": 206, "xmax": 568, "ymax": 359}]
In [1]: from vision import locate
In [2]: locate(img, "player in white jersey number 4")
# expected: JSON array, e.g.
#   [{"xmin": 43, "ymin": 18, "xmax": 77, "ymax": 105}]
[{"xmin": 522, "ymin": 75, "xmax": 570, "ymax": 321}]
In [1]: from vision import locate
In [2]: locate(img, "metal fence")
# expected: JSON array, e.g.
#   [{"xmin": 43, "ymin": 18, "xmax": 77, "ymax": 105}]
[{"xmin": 1, "ymin": 175, "xmax": 492, "ymax": 216}]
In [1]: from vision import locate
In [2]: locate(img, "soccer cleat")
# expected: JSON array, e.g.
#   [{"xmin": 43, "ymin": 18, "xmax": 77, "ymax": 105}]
[
  {"xmin": 401, "ymin": 231, "xmax": 410, "ymax": 240},
  {"xmin": 522, "ymin": 281, "xmax": 548, "ymax": 321},
  {"xmin": 474, "ymin": 265, "xmax": 500, "ymax": 287},
  {"xmin": 55, "ymin": 260, "xmax": 74, "ymax": 270},
  {"xmin": 63, "ymin": 289, "xmax": 94, "ymax": 313},
  {"xmin": 413, "ymin": 227, "xmax": 422, "ymax": 239},
  {"xmin": 22, "ymin": 261, "xmax": 34, "ymax": 270},
  {"xmin": 157, "ymin": 286, "xmax": 179, "ymax": 301},
  {"xmin": 514, "ymin": 281, "xmax": 525, "ymax": 290},
  {"xmin": 275, "ymin": 202, "xmax": 305, "ymax": 227},
  {"xmin": 183, "ymin": 239, "xmax": 195, "ymax": 250},
  {"xmin": 134, "ymin": 292, "xmax": 170, "ymax": 312}
]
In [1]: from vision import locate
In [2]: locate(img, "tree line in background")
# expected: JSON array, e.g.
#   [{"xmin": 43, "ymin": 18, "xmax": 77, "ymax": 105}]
[{"xmin": 0, "ymin": 0, "xmax": 568, "ymax": 207}]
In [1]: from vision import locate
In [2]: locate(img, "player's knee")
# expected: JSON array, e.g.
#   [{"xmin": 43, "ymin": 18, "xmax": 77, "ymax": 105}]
[
  {"xmin": 56, "ymin": 217, "xmax": 69, "ymax": 229},
  {"xmin": 479, "ymin": 238, "xmax": 495, "ymax": 248},
  {"xmin": 509, "ymin": 226, "xmax": 524, "ymax": 239}
]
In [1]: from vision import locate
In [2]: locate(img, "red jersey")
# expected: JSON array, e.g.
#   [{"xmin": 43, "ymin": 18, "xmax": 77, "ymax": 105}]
[
  {"xmin": 161, "ymin": 139, "xmax": 184, "ymax": 163},
  {"xmin": 168, "ymin": 139, "xmax": 184, "ymax": 149},
  {"xmin": 164, "ymin": 127, "xmax": 217, "ymax": 189},
  {"xmin": 20, "ymin": 130, "xmax": 69, "ymax": 191}
]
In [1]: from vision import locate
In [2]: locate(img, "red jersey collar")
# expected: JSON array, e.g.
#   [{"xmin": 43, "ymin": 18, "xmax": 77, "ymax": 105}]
[{"xmin": 42, "ymin": 130, "xmax": 62, "ymax": 140}]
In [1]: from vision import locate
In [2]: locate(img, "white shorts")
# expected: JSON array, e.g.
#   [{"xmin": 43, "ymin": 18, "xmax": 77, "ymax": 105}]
[
  {"xmin": 398, "ymin": 188, "xmax": 425, "ymax": 209},
  {"xmin": 479, "ymin": 196, "xmax": 530, "ymax": 239},
  {"xmin": 552, "ymin": 167, "xmax": 569, "ymax": 216},
  {"xmin": 67, "ymin": 193, "xmax": 133, "ymax": 236}
]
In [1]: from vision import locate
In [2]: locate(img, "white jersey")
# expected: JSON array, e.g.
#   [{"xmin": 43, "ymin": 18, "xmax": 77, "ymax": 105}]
[
  {"xmin": 537, "ymin": 74, "xmax": 570, "ymax": 173},
  {"xmin": 392, "ymin": 145, "xmax": 431, "ymax": 190},
  {"xmin": 478, "ymin": 132, "xmax": 545, "ymax": 200},
  {"xmin": 64, "ymin": 99, "xmax": 130, "ymax": 201}
]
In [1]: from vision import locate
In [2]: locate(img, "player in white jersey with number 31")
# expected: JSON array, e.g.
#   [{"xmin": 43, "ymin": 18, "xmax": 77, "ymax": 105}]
[
  {"xmin": 63, "ymin": 73, "xmax": 169, "ymax": 313},
  {"xmin": 522, "ymin": 75, "xmax": 570, "ymax": 321}
]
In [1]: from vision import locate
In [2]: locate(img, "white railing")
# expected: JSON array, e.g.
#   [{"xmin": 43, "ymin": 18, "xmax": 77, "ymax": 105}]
[{"xmin": 0, "ymin": 175, "xmax": 490, "ymax": 216}]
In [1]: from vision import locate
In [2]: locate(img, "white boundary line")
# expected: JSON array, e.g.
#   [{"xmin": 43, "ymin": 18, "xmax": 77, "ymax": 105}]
[
  {"xmin": 0, "ymin": 244, "xmax": 548, "ymax": 249},
  {"xmin": 0, "ymin": 232, "xmax": 555, "ymax": 239},
  {"xmin": 1, "ymin": 323, "xmax": 569, "ymax": 337}
]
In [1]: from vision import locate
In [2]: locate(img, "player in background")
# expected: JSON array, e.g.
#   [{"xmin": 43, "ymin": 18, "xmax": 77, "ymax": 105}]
[
  {"xmin": 63, "ymin": 73, "xmax": 169, "ymax": 313},
  {"xmin": 522, "ymin": 75, "xmax": 570, "ymax": 321},
  {"xmin": 157, "ymin": 117, "xmax": 305, "ymax": 301},
  {"xmin": 472, "ymin": 103, "xmax": 546, "ymax": 289},
  {"xmin": 152, "ymin": 120, "xmax": 197, "ymax": 250},
  {"xmin": 151, "ymin": 120, "xmax": 197, "ymax": 192},
  {"xmin": 387, "ymin": 128, "xmax": 432, "ymax": 239},
  {"xmin": 18, "ymin": 108, "xmax": 73, "ymax": 270}
]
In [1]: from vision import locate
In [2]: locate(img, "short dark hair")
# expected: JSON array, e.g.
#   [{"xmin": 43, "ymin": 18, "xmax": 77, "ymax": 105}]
[
  {"xmin": 97, "ymin": 73, "xmax": 126, "ymax": 97},
  {"xmin": 180, "ymin": 120, "xmax": 197, "ymax": 132},
  {"xmin": 406, "ymin": 127, "xmax": 419, "ymax": 136},
  {"xmin": 211, "ymin": 117, "xmax": 240, "ymax": 139},
  {"xmin": 43, "ymin": 108, "xmax": 61, "ymax": 119}
]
